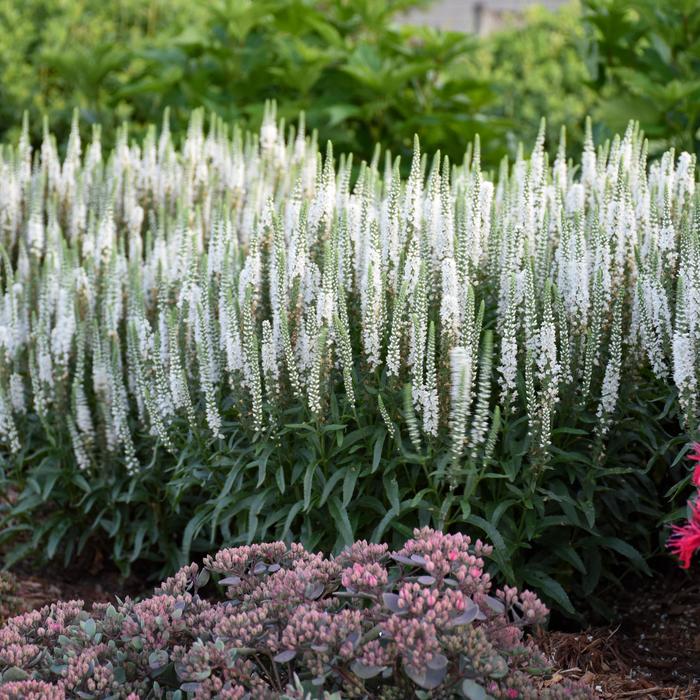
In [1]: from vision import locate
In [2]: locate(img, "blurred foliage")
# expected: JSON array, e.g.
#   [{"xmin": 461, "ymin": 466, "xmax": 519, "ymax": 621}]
[
  {"xmin": 0, "ymin": 0, "xmax": 205, "ymax": 143},
  {"xmin": 1, "ymin": 0, "xmax": 698, "ymax": 166},
  {"xmin": 474, "ymin": 3, "xmax": 596, "ymax": 154},
  {"xmin": 0, "ymin": 0, "xmax": 510, "ymax": 166},
  {"xmin": 583, "ymin": 0, "xmax": 700, "ymax": 158}
]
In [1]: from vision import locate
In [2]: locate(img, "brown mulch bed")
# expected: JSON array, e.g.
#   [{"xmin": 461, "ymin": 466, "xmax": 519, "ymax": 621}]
[
  {"xmin": 1, "ymin": 564, "xmax": 699, "ymax": 699},
  {"xmin": 538, "ymin": 572, "xmax": 700, "ymax": 699},
  {"xmin": 0, "ymin": 563, "xmax": 148, "ymax": 623}
]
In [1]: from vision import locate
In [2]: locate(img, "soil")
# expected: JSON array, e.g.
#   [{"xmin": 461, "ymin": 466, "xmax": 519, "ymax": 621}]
[
  {"xmin": 1, "ymin": 563, "xmax": 698, "ymax": 699},
  {"xmin": 538, "ymin": 571, "xmax": 700, "ymax": 699},
  {"xmin": 0, "ymin": 560, "xmax": 149, "ymax": 620}
]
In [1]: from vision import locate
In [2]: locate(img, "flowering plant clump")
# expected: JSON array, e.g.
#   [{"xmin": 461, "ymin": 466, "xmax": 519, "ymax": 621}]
[
  {"xmin": 0, "ymin": 106, "xmax": 696, "ymax": 606},
  {"xmin": 668, "ymin": 443, "xmax": 700, "ymax": 568},
  {"xmin": 0, "ymin": 529, "xmax": 595, "ymax": 699}
]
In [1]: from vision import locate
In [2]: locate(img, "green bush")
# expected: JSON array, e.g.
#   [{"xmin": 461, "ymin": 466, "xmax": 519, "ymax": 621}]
[
  {"xmin": 0, "ymin": 0, "xmax": 510, "ymax": 167},
  {"xmin": 0, "ymin": 112, "xmax": 694, "ymax": 617},
  {"xmin": 0, "ymin": 0, "xmax": 203, "ymax": 146},
  {"xmin": 475, "ymin": 3, "xmax": 596, "ymax": 154},
  {"xmin": 2, "ymin": 0, "xmax": 696, "ymax": 169},
  {"xmin": 583, "ymin": 0, "xmax": 700, "ymax": 159}
]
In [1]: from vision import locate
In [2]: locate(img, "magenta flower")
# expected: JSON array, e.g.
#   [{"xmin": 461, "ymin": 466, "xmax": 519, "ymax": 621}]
[
  {"xmin": 689, "ymin": 442, "xmax": 700, "ymax": 487},
  {"xmin": 668, "ymin": 500, "xmax": 700, "ymax": 569},
  {"xmin": 668, "ymin": 444, "xmax": 700, "ymax": 569}
]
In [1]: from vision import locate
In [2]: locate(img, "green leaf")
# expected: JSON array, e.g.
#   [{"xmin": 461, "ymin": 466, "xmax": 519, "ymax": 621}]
[
  {"xmin": 461, "ymin": 679, "xmax": 491, "ymax": 700},
  {"xmin": 47, "ymin": 520, "xmax": 71, "ymax": 560},
  {"xmin": 328, "ymin": 496, "xmax": 354, "ymax": 546},
  {"xmin": 303, "ymin": 462, "xmax": 316, "ymax": 511},
  {"xmin": 182, "ymin": 510, "xmax": 210, "ymax": 563},
  {"xmin": 282, "ymin": 502, "xmax": 303, "ymax": 540},
  {"xmin": 2, "ymin": 667, "xmax": 30, "ymax": 682},
  {"xmin": 523, "ymin": 570, "xmax": 576, "ymax": 616},
  {"xmin": 553, "ymin": 545, "xmax": 586, "ymax": 574},
  {"xmin": 319, "ymin": 469, "xmax": 346, "ymax": 507},
  {"xmin": 596, "ymin": 536, "xmax": 651, "ymax": 575},
  {"xmin": 80, "ymin": 618, "xmax": 97, "ymax": 639},
  {"xmin": 342, "ymin": 468, "xmax": 360, "ymax": 507},
  {"xmin": 383, "ymin": 475, "xmax": 400, "ymax": 513},
  {"xmin": 255, "ymin": 450, "xmax": 271, "ymax": 488},
  {"xmin": 371, "ymin": 506, "xmax": 397, "ymax": 542},
  {"xmin": 465, "ymin": 514, "xmax": 506, "ymax": 552},
  {"xmin": 372, "ymin": 430, "xmax": 386, "ymax": 472},
  {"xmin": 129, "ymin": 522, "xmax": 149, "ymax": 563},
  {"xmin": 275, "ymin": 465, "xmax": 286, "ymax": 494}
]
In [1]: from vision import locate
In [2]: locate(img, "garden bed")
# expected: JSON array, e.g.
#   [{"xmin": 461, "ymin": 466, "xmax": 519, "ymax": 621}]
[{"xmin": 0, "ymin": 91, "xmax": 698, "ymax": 700}]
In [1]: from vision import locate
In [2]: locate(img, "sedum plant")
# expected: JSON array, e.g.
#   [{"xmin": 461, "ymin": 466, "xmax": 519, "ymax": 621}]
[
  {"xmin": 0, "ymin": 107, "xmax": 697, "ymax": 611},
  {"xmin": 0, "ymin": 528, "xmax": 595, "ymax": 699}
]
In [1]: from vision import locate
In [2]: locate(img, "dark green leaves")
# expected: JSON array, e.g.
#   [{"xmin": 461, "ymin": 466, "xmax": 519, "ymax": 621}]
[{"xmin": 583, "ymin": 0, "xmax": 700, "ymax": 158}]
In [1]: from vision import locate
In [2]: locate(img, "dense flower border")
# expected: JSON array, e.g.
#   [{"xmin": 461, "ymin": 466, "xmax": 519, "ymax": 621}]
[{"xmin": 0, "ymin": 529, "xmax": 594, "ymax": 699}]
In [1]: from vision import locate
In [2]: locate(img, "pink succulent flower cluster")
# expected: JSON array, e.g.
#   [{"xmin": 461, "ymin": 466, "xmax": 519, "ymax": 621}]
[
  {"xmin": 668, "ymin": 443, "xmax": 700, "ymax": 569},
  {"xmin": 0, "ymin": 529, "xmax": 595, "ymax": 699},
  {"xmin": 0, "ymin": 679, "xmax": 65, "ymax": 699}
]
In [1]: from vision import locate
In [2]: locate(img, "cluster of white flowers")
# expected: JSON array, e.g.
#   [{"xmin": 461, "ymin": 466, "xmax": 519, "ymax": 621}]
[{"xmin": 0, "ymin": 109, "xmax": 697, "ymax": 475}]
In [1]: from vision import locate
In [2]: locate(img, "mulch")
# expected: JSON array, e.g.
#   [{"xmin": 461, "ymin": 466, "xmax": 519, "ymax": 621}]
[
  {"xmin": 537, "ymin": 572, "xmax": 700, "ymax": 699},
  {"xmin": 0, "ymin": 562, "xmax": 148, "ymax": 621},
  {"xmin": 1, "ymin": 563, "xmax": 699, "ymax": 699}
]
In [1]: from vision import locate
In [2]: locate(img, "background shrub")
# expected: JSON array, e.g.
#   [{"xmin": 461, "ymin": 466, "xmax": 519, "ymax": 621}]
[
  {"xmin": 473, "ymin": 3, "xmax": 595, "ymax": 154},
  {"xmin": 0, "ymin": 0, "xmax": 203, "ymax": 146},
  {"xmin": 582, "ymin": 0, "xmax": 700, "ymax": 159},
  {"xmin": 0, "ymin": 528, "xmax": 595, "ymax": 698},
  {"xmin": 0, "ymin": 0, "xmax": 509, "ymax": 167},
  {"xmin": 1, "ymin": 0, "xmax": 698, "ymax": 170}
]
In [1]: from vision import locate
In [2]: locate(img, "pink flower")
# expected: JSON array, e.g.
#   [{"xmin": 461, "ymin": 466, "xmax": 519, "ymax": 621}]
[
  {"xmin": 0, "ymin": 531, "xmax": 591, "ymax": 698},
  {"xmin": 689, "ymin": 443, "xmax": 700, "ymax": 487},
  {"xmin": 0, "ymin": 680, "xmax": 64, "ymax": 699},
  {"xmin": 668, "ymin": 501, "xmax": 700, "ymax": 569}
]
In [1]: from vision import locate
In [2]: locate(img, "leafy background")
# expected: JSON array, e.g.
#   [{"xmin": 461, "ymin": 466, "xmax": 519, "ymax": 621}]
[{"xmin": 1, "ymin": 0, "xmax": 698, "ymax": 167}]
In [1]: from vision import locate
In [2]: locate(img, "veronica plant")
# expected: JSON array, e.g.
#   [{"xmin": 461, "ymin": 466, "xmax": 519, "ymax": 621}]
[{"xmin": 0, "ymin": 107, "xmax": 696, "ymax": 613}]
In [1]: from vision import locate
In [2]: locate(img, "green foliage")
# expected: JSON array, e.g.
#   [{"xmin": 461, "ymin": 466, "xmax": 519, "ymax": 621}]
[
  {"xmin": 583, "ymin": 0, "xmax": 700, "ymax": 158},
  {"xmin": 475, "ymin": 3, "xmax": 596, "ymax": 154},
  {"xmin": 0, "ymin": 0, "xmax": 509, "ymax": 166},
  {"xmin": 0, "ymin": 0, "xmax": 205, "ymax": 146},
  {"xmin": 2, "ymin": 0, "xmax": 698, "ymax": 168},
  {"xmin": 123, "ymin": 0, "xmax": 510, "ymax": 165},
  {"xmin": 3, "ymin": 351, "xmax": 681, "ymax": 618}
]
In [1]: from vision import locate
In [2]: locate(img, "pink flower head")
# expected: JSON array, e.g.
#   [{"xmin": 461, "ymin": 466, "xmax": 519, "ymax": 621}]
[
  {"xmin": 689, "ymin": 443, "xmax": 700, "ymax": 487},
  {"xmin": 0, "ymin": 680, "xmax": 65, "ymax": 699},
  {"xmin": 668, "ymin": 501, "xmax": 700, "ymax": 569}
]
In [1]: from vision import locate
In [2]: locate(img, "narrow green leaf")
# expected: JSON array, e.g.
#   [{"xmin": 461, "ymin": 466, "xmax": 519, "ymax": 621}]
[{"xmin": 328, "ymin": 496, "xmax": 354, "ymax": 546}]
